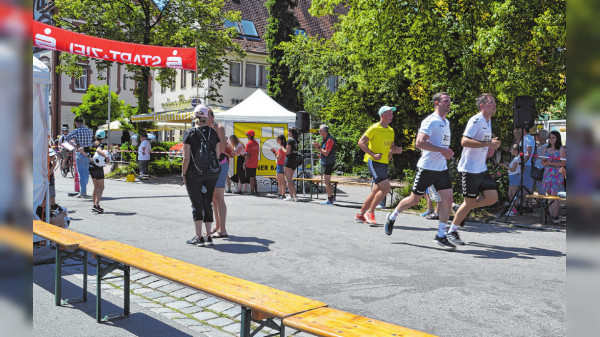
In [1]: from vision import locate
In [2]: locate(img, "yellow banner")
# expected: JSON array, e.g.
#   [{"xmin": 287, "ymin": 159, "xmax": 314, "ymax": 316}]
[{"xmin": 234, "ymin": 122, "xmax": 288, "ymax": 176}]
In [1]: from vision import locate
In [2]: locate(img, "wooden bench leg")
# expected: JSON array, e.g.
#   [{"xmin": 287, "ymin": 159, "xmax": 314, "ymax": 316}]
[
  {"xmin": 83, "ymin": 251, "xmax": 88, "ymax": 302},
  {"xmin": 124, "ymin": 265, "xmax": 130, "ymax": 317},
  {"xmin": 240, "ymin": 306, "xmax": 251, "ymax": 337},
  {"xmin": 96, "ymin": 256, "xmax": 102, "ymax": 323},
  {"xmin": 54, "ymin": 245, "xmax": 62, "ymax": 306}
]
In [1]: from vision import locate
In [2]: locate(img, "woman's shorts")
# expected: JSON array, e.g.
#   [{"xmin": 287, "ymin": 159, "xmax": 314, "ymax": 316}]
[
  {"xmin": 276, "ymin": 164, "xmax": 285, "ymax": 174},
  {"xmin": 89, "ymin": 166, "xmax": 104, "ymax": 180},
  {"xmin": 215, "ymin": 161, "xmax": 229, "ymax": 188}
]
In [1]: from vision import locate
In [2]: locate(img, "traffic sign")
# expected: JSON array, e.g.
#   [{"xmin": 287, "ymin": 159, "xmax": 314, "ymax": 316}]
[{"xmin": 191, "ymin": 98, "xmax": 201, "ymax": 107}]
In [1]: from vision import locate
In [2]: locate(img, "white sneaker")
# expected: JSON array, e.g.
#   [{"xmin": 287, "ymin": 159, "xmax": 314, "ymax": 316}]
[
  {"xmin": 285, "ymin": 196, "xmax": 294, "ymax": 201},
  {"xmin": 294, "ymin": 197, "xmax": 299, "ymax": 202},
  {"xmin": 505, "ymin": 210, "xmax": 517, "ymax": 216}
]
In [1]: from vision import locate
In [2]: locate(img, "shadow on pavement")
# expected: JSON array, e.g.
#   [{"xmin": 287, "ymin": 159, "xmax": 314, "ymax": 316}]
[
  {"xmin": 102, "ymin": 195, "xmax": 186, "ymax": 201},
  {"xmin": 393, "ymin": 241, "xmax": 564, "ymax": 259},
  {"xmin": 33, "ymin": 264, "xmax": 193, "ymax": 337},
  {"xmin": 210, "ymin": 235, "xmax": 274, "ymax": 254}
]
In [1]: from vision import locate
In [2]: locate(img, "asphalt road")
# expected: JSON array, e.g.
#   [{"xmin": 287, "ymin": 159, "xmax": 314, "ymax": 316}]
[{"xmin": 37, "ymin": 174, "xmax": 566, "ymax": 337}]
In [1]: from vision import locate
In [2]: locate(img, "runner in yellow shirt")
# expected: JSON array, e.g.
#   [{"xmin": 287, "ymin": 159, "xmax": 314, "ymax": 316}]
[{"xmin": 355, "ymin": 106, "xmax": 403, "ymax": 225}]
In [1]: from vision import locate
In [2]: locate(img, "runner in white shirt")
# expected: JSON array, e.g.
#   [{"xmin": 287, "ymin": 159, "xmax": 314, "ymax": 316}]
[
  {"xmin": 384, "ymin": 92, "xmax": 456, "ymax": 249},
  {"xmin": 449, "ymin": 93, "xmax": 502, "ymax": 244}
]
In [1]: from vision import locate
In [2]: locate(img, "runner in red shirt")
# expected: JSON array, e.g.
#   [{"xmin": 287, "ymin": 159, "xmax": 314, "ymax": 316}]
[{"xmin": 244, "ymin": 130, "xmax": 260, "ymax": 195}]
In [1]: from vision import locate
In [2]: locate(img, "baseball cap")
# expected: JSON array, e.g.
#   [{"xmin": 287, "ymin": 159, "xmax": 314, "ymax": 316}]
[
  {"xmin": 378, "ymin": 106, "xmax": 396, "ymax": 116},
  {"xmin": 194, "ymin": 105, "xmax": 209, "ymax": 119},
  {"xmin": 246, "ymin": 130, "xmax": 255, "ymax": 137},
  {"xmin": 61, "ymin": 126, "xmax": 69, "ymax": 131}
]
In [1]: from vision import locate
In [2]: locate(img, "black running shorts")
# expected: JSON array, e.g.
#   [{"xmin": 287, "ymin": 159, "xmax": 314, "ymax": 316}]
[
  {"xmin": 461, "ymin": 171, "xmax": 497, "ymax": 198},
  {"xmin": 323, "ymin": 163, "xmax": 334, "ymax": 176},
  {"xmin": 412, "ymin": 168, "xmax": 452, "ymax": 195}
]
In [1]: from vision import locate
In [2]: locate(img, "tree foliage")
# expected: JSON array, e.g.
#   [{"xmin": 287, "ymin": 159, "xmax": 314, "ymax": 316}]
[
  {"xmin": 54, "ymin": 0, "xmax": 245, "ymax": 114},
  {"xmin": 70, "ymin": 85, "xmax": 129, "ymax": 132},
  {"xmin": 265, "ymin": 0, "xmax": 303, "ymax": 112},
  {"xmin": 281, "ymin": 0, "xmax": 566, "ymax": 176}
]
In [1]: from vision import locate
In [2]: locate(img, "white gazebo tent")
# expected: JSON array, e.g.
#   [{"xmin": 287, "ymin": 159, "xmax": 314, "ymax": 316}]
[
  {"xmin": 213, "ymin": 88, "xmax": 296, "ymax": 125},
  {"xmin": 33, "ymin": 56, "xmax": 50, "ymax": 225}
]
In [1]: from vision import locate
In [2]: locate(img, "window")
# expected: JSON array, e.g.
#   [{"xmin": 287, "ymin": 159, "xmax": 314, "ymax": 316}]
[
  {"xmin": 74, "ymin": 69, "xmax": 88, "ymax": 91},
  {"xmin": 181, "ymin": 70, "xmax": 187, "ymax": 89},
  {"xmin": 191, "ymin": 71, "xmax": 197, "ymax": 87},
  {"xmin": 224, "ymin": 19, "xmax": 259, "ymax": 39},
  {"xmin": 245, "ymin": 63, "xmax": 268, "ymax": 88},
  {"xmin": 170, "ymin": 73, "xmax": 176, "ymax": 91},
  {"xmin": 230, "ymin": 62, "xmax": 242, "ymax": 86},
  {"xmin": 327, "ymin": 75, "xmax": 338, "ymax": 92},
  {"xmin": 123, "ymin": 74, "xmax": 127, "ymax": 90}
]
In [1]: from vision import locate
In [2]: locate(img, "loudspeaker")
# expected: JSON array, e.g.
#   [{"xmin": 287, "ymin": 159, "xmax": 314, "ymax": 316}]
[
  {"xmin": 296, "ymin": 111, "xmax": 310, "ymax": 133},
  {"xmin": 513, "ymin": 96, "xmax": 536, "ymax": 129}
]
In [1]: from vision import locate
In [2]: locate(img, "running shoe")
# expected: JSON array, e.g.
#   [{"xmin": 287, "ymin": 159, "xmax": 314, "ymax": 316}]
[
  {"xmin": 92, "ymin": 205, "xmax": 104, "ymax": 214},
  {"xmin": 294, "ymin": 197, "xmax": 299, "ymax": 202},
  {"xmin": 433, "ymin": 235, "xmax": 456, "ymax": 250},
  {"xmin": 425, "ymin": 212, "xmax": 439, "ymax": 220},
  {"xmin": 446, "ymin": 231, "xmax": 465, "ymax": 245},
  {"xmin": 375, "ymin": 204, "xmax": 385, "ymax": 210},
  {"xmin": 505, "ymin": 209, "xmax": 517, "ymax": 217},
  {"xmin": 365, "ymin": 212, "xmax": 377, "ymax": 225},
  {"xmin": 186, "ymin": 236, "xmax": 205, "ymax": 247},
  {"xmin": 205, "ymin": 236, "xmax": 214, "ymax": 247},
  {"xmin": 452, "ymin": 203, "xmax": 461, "ymax": 213},
  {"xmin": 354, "ymin": 213, "xmax": 366, "ymax": 223},
  {"xmin": 384, "ymin": 213, "xmax": 395, "ymax": 235},
  {"xmin": 420, "ymin": 210, "xmax": 432, "ymax": 217},
  {"xmin": 320, "ymin": 199, "xmax": 334, "ymax": 205}
]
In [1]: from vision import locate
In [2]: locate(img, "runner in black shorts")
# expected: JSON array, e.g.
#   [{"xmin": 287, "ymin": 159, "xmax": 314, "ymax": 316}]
[
  {"xmin": 312, "ymin": 124, "xmax": 337, "ymax": 205},
  {"xmin": 384, "ymin": 92, "xmax": 456, "ymax": 249},
  {"xmin": 449, "ymin": 93, "xmax": 502, "ymax": 243}
]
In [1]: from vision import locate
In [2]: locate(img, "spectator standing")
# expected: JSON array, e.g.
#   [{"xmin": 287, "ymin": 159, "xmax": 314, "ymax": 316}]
[
  {"xmin": 312, "ymin": 124, "xmax": 337, "ymax": 205},
  {"xmin": 355, "ymin": 106, "xmax": 403, "ymax": 225},
  {"xmin": 450, "ymin": 93, "xmax": 502, "ymax": 242},
  {"xmin": 244, "ymin": 130, "xmax": 260, "ymax": 195},
  {"xmin": 183, "ymin": 106, "xmax": 222, "ymax": 247},
  {"xmin": 63, "ymin": 116, "xmax": 94, "ymax": 198},
  {"xmin": 499, "ymin": 144, "xmax": 523, "ymax": 216},
  {"xmin": 532, "ymin": 129, "xmax": 549, "ymax": 196},
  {"xmin": 541, "ymin": 131, "xmax": 566, "ymax": 221},
  {"xmin": 520, "ymin": 127, "xmax": 536, "ymax": 211},
  {"xmin": 58, "ymin": 125, "xmax": 70, "ymax": 173},
  {"xmin": 283, "ymin": 127, "xmax": 300, "ymax": 201},
  {"xmin": 89, "ymin": 130, "xmax": 109, "ymax": 214},
  {"xmin": 138, "ymin": 133, "xmax": 151, "ymax": 180},
  {"xmin": 272, "ymin": 134, "xmax": 287, "ymax": 199},
  {"xmin": 208, "ymin": 108, "xmax": 230, "ymax": 239},
  {"xmin": 230, "ymin": 135, "xmax": 248, "ymax": 194},
  {"xmin": 383, "ymin": 93, "xmax": 454, "ymax": 249}
]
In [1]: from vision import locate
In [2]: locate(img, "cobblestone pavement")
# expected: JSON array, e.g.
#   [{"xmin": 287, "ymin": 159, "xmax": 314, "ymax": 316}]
[{"xmin": 56, "ymin": 256, "xmax": 313, "ymax": 337}]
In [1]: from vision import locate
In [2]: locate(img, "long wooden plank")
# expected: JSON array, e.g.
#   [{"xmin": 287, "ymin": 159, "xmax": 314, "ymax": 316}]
[
  {"xmin": 283, "ymin": 307, "xmax": 437, "ymax": 337},
  {"xmin": 33, "ymin": 220, "xmax": 102, "ymax": 249},
  {"xmin": 81, "ymin": 240, "xmax": 326, "ymax": 318},
  {"xmin": 526, "ymin": 195, "xmax": 566, "ymax": 201}
]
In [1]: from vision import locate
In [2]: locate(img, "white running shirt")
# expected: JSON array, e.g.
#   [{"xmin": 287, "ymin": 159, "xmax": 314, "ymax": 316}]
[
  {"xmin": 416, "ymin": 113, "xmax": 451, "ymax": 171},
  {"xmin": 522, "ymin": 134, "xmax": 535, "ymax": 166},
  {"xmin": 458, "ymin": 113, "xmax": 492, "ymax": 173},
  {"xmin": 138, "ymin": 140, "xmax": 151, "ymax": 161}
]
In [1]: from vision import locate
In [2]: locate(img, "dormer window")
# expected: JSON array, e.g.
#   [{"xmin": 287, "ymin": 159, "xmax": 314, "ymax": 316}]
[{"xmin": 224, "ymin": 19, "xmax": 259, "ymax": 40}]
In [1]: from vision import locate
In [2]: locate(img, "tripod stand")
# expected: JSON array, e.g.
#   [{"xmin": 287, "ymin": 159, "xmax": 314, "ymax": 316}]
[{"xmin": 501, "ymin": 127, "xmax": 532, "ymax": 222}]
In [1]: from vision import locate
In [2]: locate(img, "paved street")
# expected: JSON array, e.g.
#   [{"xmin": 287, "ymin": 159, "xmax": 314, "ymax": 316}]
[{"xmin": 34, "ymin": 174, "xmax": 566, "ymax": 337}]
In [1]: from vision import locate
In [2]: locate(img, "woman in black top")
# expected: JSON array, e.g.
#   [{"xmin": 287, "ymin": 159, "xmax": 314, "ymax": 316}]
[
  {"xmin": 182, "ymin": 106, "xmax": 222, "ymax": 247},
  {"xmin": 89, "ymin": 130, "xmax": 109, "ymax": 214},
  {"xmin": 283, "ymin": 127, "xmax": 299, "ymax": 202}
]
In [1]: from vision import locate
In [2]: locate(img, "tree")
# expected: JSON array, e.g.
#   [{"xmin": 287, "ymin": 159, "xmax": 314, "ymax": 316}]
[
  {"xmin": 265, "ymin": 0, "xmax": 303, "ymax": 112},
  {"xmin": 54, "ymin": 0, "xmax": 245, "ymax": 114},
  {"xmin": 71, "ymin": 85, "xmax": 129, "ymax": 132},
  {"xmin": 282, "ymin": 0, "xmax": 566, "ymax": 175}
]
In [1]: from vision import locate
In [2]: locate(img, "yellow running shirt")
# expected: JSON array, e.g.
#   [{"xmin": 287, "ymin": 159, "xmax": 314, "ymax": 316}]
[{"xmin": 362, "ymin": 122, "xmax": 395, "ymax": 164}]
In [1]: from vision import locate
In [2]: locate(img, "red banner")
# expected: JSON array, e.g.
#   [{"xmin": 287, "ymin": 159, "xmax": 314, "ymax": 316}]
[{"xmin": 33, "ymin": 21, "xmax": 197, "ymax": 71}]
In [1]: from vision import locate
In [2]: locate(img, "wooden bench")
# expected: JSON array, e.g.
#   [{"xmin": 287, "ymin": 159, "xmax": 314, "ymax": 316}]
[
  {"xmin": 526, "ymin": 195, "xmax": 566, "ymax": 225},
  {"xmin": 81, "ymin": 240, "xmax": 327, "ymax": 334},
  {"xmin": 283, "ymin": 307, "xmax": 437, "ymax": 337},
  {"xmin": 33, "ymin": 220, "xmax": 105, "ymax": 307},
  {"xmin": 330, "ymin": 180, "xmax": 404, "ymax": 208},
  {"xmin": 265, "ymin": 175, "xmax": 329, "ymax": 200},
  {"xmin": 0, "ymin": 226, "xmax": 33, "ymax": 257},
  {"xmin": 33, "ymin": 222, "xmax": 435, "ymax": 336}
]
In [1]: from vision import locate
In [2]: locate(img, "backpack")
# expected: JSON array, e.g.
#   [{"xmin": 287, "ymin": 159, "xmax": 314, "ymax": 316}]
[{"xmin": 191, "ymin": 127, "xmax": 221, "ymax": 177}]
